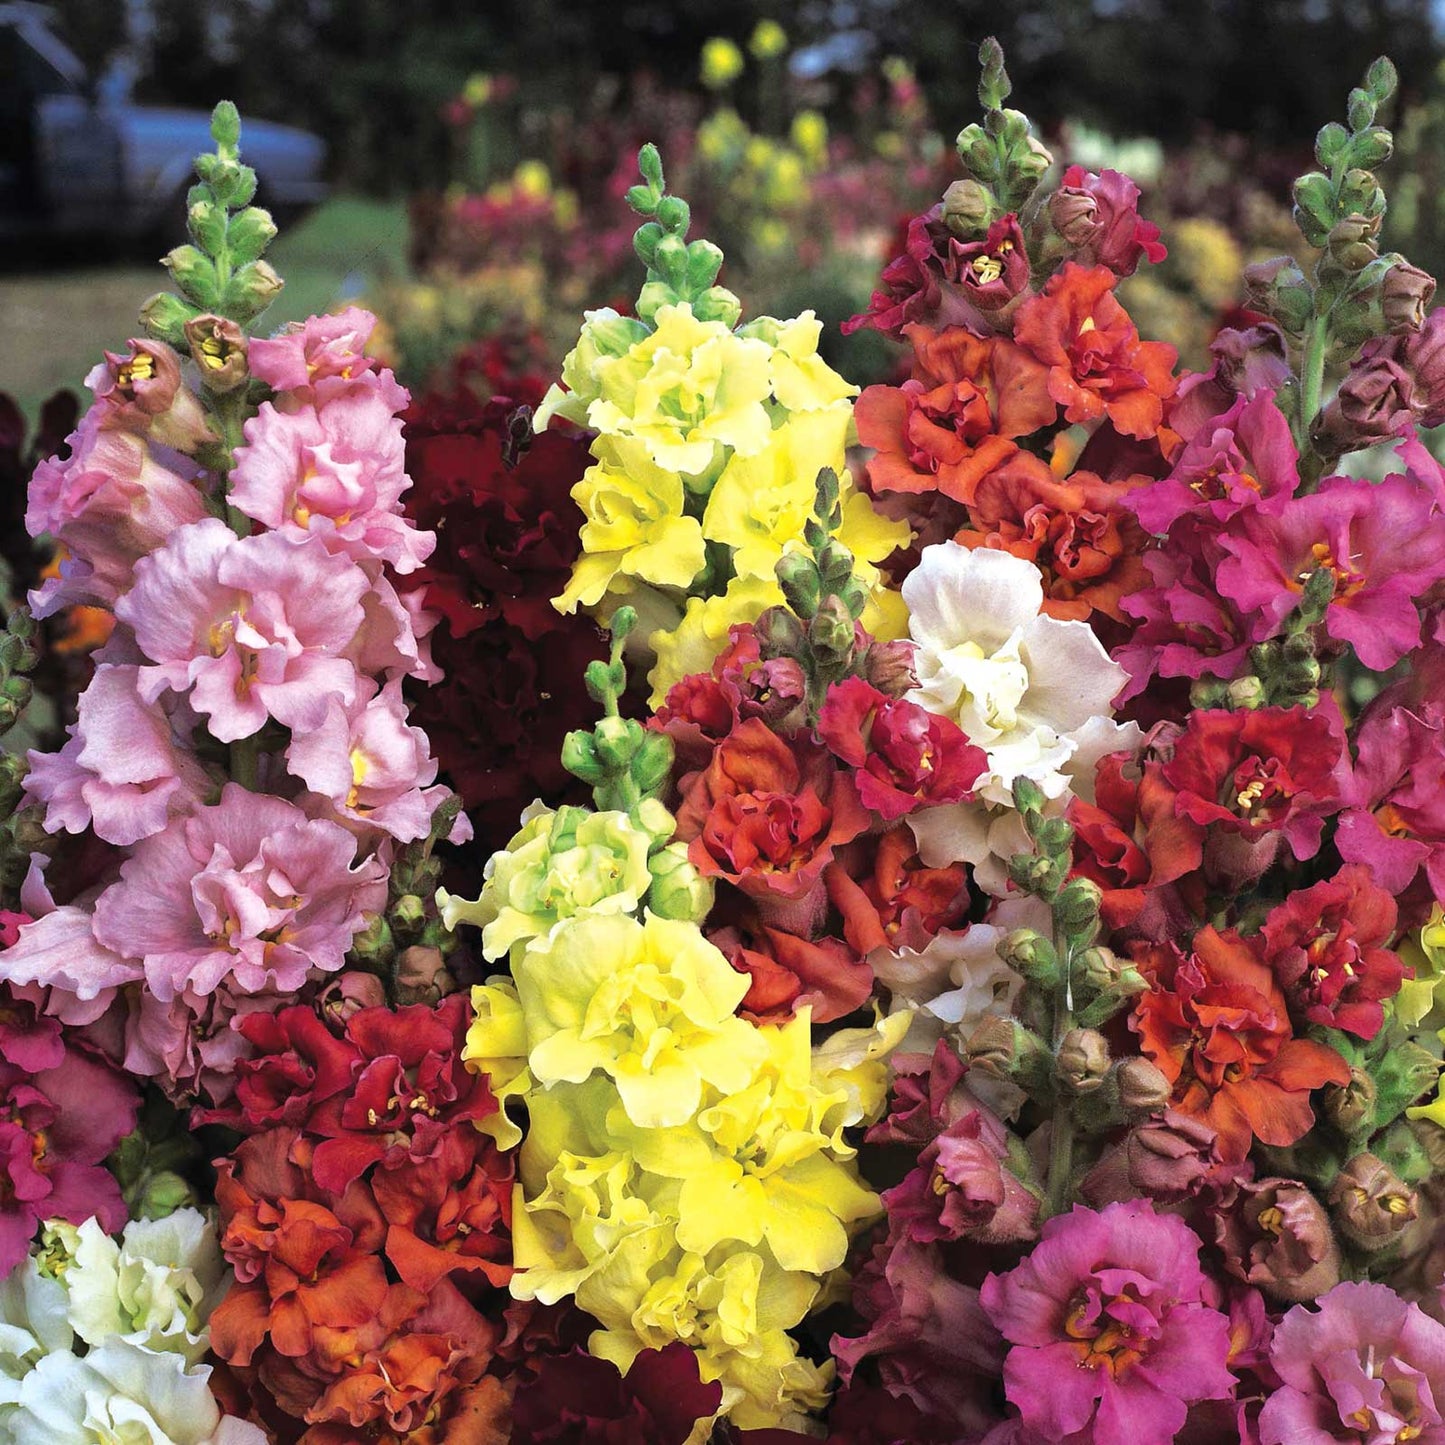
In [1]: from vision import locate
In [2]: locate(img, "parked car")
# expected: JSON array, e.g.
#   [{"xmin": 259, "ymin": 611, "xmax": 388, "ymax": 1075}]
[{"xmin": 0, "ymin": 3, "xmax": 327, "ymax": 249}]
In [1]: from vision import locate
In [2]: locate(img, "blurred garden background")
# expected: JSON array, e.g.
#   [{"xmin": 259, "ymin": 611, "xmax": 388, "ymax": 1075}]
[{"xmin": 7, "ymin": 0, "xmax": 1445, "ymax": 416}]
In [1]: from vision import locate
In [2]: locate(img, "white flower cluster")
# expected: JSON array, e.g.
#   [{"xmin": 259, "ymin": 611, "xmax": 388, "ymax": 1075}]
[{"xmin": 0, "ymin": 1210, "xmax": 262, "ymax": 1445}]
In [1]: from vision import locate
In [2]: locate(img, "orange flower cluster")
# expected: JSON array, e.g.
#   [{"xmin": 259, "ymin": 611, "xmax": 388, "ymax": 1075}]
[{"xmin": 855, "ymin": 263, "xmax": 1178, "ymax": 626}]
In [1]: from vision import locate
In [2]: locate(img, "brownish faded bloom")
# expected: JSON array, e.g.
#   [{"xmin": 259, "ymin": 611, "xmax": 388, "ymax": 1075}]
[
  {"xmin": 1216, "ymin": 1177, "xmax": 1341, "ymax": 1303},
  {"xmin": 1328, "ymin": 1153, "xmax": 1424, "ymax": 1254}
]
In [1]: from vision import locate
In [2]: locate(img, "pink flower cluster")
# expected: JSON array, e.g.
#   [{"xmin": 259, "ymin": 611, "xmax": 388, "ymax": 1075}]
[{"xmin": 1, "ymin": 308, "xmax": 465, "ymax": 1120}]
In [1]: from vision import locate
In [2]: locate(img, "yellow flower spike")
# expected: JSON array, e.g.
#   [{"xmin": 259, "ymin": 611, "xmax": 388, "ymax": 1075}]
[
  {"xmin": 702, "ymin": 409, "xmax": 852, "ymax": 581},
  {"xmin": 700, "ymin": 36, "xmax": 745, "ymax": 89},
  {"xmin": 514, "ymin": 912, "xmax": 766, "ymax": 1128},
  {"xmin": 646, "ymin": 575, "xmax": 786, "ymax": 706},
  {"xmin": 461, "ymin": 979, "xmax": 534, "ymax": 1149},
  {"xmin": 553, "ymin": 436, "xmax": 708, "ymax": 613},
  {"xmin": 588, "ymin": 304, "xmax": 775, "ymax": 477}
]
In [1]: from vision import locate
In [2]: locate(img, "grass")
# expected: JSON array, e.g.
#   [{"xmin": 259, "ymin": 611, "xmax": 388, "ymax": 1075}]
[{"xmin": 0, "ymin": 194, "xmax": 410, "ymax": 421}]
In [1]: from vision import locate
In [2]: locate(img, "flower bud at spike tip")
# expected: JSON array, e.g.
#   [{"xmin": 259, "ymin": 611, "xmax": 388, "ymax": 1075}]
[{"xmin": 210, "ymin": 100, "xmax": 241, "ymax": 151}]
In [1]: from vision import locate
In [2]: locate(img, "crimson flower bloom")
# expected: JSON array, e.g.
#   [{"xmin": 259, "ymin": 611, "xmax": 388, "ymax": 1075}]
[
  {"xmin": 1258, "ymin": 866, "xmax": 1408, "ymax": 1040},
  {"xmin": 816, "ymin": 676, "xmax": 985, "ymax": 822},
  {"xmin": 1131, "ymin": 927, "xmax": 1350, "ymax": 1161}
]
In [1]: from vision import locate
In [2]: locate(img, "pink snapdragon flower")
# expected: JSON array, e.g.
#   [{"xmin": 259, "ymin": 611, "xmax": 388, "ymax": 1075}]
[
  {"xmin": 24, "ymin": 664, "xmax": 211, "ymax": 846},
  {"xmin": 1335, "ymin": 645, "xmax": 1445, "ymax": 897},
  {"xmin": 1260, "ymin": 1281, "xmax": 1445, "ymax": 1445},
  {"xmin": 117, "ymin": 517, "xmax": 368, "ymax": 741},
  {"xmin": 27, "ymin": 419, "xmax": 209, "ymax": 617},
  {"xmin": 229, "ymin": 388, "xmax": 434, "ymax": 572},
  {"xmin": 286, "ymin": 678, "xmax": 445, "ymax": 842},
  {"xmin": 85, "ymin": 337, "xmax": 214, "ymax": 452},
  {"xmin": 0, "ymin": 1042, "xmax": 138, "ymax": 1273},
  {"xmin": 979, "ymin": 1200, "xmax": 1236, "ymax": 1445},
  {"xmin": 90, "ymin": 783, "xmax": 388, "ymax": 1000},
  {"xmin": 1127, "ymin": 390, "xmax": 1299, "ymax": 536},
  {"xmin": 1216, "ymin": 460, "xmax": 1445, "ymax": 671},
  {"xmin": 247, "ymin": 306, "xmax": 407, "ymax": 409}
]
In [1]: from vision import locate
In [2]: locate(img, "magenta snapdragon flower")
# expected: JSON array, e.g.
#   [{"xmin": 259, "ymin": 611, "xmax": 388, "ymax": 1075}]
[
  {"xmin": 1260, "ymin": 1281, "xmax": 1445, "ymax": 1444},
  {"xmin": 979, "ymin": 1200, "xmax": 1235, "ymax": 1445},
  {"xmin": 1215, "ymin": 450, "xmax": 1445, "ymax": 671}
]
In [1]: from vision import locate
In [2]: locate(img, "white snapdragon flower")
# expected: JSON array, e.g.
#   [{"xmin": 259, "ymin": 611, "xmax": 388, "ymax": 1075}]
[
  {"xmin": 5, "ymin": 1339, "xmax": 265, "ymax": 1445},
  {"xmin": 0, "ymin": 1259, "xmax": 71, "ymax": 1414},
  {"xmin": 61, "ymin": 1210, "xmax": 226, "ymax": 1365},
  {"xmin": 902, "ymin": 543, "xmax": 1132, "ymax": 804},
  {"xmin": 901, "ymin": 543, "xmax": 1140, "ymax": 887}
]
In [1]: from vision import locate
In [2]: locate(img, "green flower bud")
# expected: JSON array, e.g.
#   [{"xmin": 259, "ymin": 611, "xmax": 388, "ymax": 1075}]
[
  {"xmin": 593, "ymin": 714, "xmax": 643, "ymax": 770},
  {"xmin": 140, "ymin": 291, "xmax": 200, "ymax": 348},
  {"xmin": 226, "ymin": 206, "xmax": 278, "ymax": 267},
  {"xmin": 349, "ymin": 913, "xmax": 394, "ymax": 967},
  {"xmin": 1054, "ymin": 878, "xmax": 1102, "ymax": 940},
  {"xmin": 691, "ymin": 285, "xmax": 742, "ymax": 327},
  {"xmin": 561, "ymin": 730, "xmax": 606, "ymax": 783},
  {"xmin": 210, "ymin": 99, "xmax": 241, "ymax": 150},
  {"xmin": 130, "ymin": 1168, "xmax": 199, "ymax": 1221},
  {"xmin": 633, "ymin": 220, "xmax": 664, "ymax": 267},
  {"xmin": 655, "ymin": 194, "xmax": 691, "ymax": 234},
  {"xmin": 808, "ymin": 595, "xmax": 855, "ymax": 664},
  {"xmin": 631, "ymin": 734, "xmax": 674, "ymax": 795},
  {"xmin": 187, "ymin": 196, "xmax": 228, "ymax": 254},
  {"xmin": 646, "ymin": 842, "xmax": 714, "ymax": 922},
  {"xmin": 221, "ymin": 259, "xmax": 284, "ymax": 322},
  {"xmin": 999, "ymin": 928, "xmax": 1060, "ymax": 986},
  {"xmin": 1227, "ymin": 675, "xmax": 1268, "ymax": 710},
  {"xmin": 163, "ymin": 245, "xmax": 220, "ymax": 308},
  {"xmin": 390, "ymin": 892, "xmax": 427, "ymax": 934},
  {"xmin": 685, "ymin": 239, "xmax": 723, "ymax": 293},
  {"xmin": 755, "ymin": 605, "xmax": 807, "ymax": 659},
  {"xmin": 941, "ymin": 178, "xmax": 996, "ymax": 238}
]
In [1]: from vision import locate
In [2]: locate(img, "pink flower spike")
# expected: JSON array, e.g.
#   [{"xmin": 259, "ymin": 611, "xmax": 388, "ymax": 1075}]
[
  {"xmin": 286, "ymin": 678, "xmax": 442, "ymax": 842},
  {"xmin": 117, "ymin": 518, "xmax": 368, "ymax": 741},
  {"xmin": 230, "ymin": 390, "xmax": 434, "ymax": 572}
]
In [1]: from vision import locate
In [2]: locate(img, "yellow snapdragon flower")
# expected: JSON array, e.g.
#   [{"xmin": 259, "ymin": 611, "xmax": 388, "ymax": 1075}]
[
  {"xmin": 514, "ymin": 912, "xmax": 767, "ymax": 1129},
  {"xmin": 586, "ymin": 304, "xmax": 775, "ymax": 478},
  {"xmin": 1398, "ymin": 907, "xmax": 1445, "ymax": 1032},
  {"xmin": 556, "ymin": 436, "xmax": 709, "ymax": 612}
]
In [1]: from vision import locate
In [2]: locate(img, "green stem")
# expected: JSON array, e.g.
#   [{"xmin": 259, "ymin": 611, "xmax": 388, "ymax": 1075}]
[
  {"xmin": 1297, "ymin": 313, "xmax": 1330, "ymax": 450},
  {"xmin": 1045, "ymin": 934, "xmax": 1076, "ymax": 1218},
  {"xmin": 229, "ymin": 735, "xmax": 260, "ymax": 791}
]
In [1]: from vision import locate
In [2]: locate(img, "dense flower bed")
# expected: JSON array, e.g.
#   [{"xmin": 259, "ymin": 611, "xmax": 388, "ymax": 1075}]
[{"xmin": 0, "ymin": 39, "xmax": 1442, "ymax": 1445}]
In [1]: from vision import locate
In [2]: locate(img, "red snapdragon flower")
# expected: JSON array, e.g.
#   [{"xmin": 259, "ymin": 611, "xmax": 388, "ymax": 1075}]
[
  {"xmin": 1258, "ymin": 865, "xmax": 1408, "ymax": 1040},
  {"xmin": 674, "ymin": 718, "xmax": 871, "ymax": 908},
  {"xmin": 953, "ymin": 451, "xmax": 1150, "ymax": 621},
  {"xmin": 1131, "ymin": 928, "xmax": 1350, "ymax": 1161},
  {"xmin": 816, "ymin": 676, "xmax": 985, "ymax": 822},
  {"xmin": 1157, "ymin": 705, "xmax": 1344, "ymax": 869},
  {"xmin": 854, "ymin": 324, "xmax": 1055, "ymax": 506},
  {"xmin": 825, "ymin": 826, "xmax": 971, "ymax": 955}
]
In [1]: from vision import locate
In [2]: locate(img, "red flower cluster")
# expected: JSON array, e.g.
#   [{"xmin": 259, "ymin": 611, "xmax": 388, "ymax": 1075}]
[
  {"xmin": 655, "ymin": 623, "xmax": 981, "ymax": 1022},
  {"xmin": 205, "ymin": 994, "xmax": 516, "ymax": 1441},
  {"xmin": 400, "ymin": 392, "xmax": 610, "ymax": 849}
]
